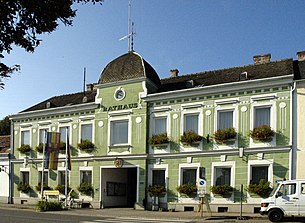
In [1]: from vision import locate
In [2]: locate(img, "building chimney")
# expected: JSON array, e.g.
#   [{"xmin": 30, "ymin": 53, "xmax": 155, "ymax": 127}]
[
  {"xmin": 170, "ymin": 69, "xmax": 179, "ymax": 78},
  {"xmin": 253, "ymin": 53, "xmax": 271, "ymax": 65},
  {"xmin": 86, "ymin": 84, "xmax": 94, "ymax": 91},
  {"xmin": 297, "ymin": 51, "xmax": 305, "ymax": 61}
]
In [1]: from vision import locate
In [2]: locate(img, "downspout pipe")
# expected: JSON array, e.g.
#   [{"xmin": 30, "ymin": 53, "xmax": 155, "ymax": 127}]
[
  {"xmin": 9, "ymin": 119, "xmax": 14, "ymax": 204},
  {"xmin": 290, "ymin": 81, "xmax": 296, "ymax": 180}
]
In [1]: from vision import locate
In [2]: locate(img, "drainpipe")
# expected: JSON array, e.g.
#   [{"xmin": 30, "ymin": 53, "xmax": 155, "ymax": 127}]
[
  {"xmin": 290, "ymin": 81, "xmax": 296, "ymax": 180},
  {"xmin": 9, "ymin": 119, "xmax": 14, "ymax": 204}
]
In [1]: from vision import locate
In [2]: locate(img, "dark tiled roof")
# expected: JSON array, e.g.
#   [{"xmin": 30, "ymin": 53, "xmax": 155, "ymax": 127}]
[
  {"xmin": 98, "ymin": 52, "xmax": 161, "ymax": 87},
  {"xmin": 0, "ymin": 135, "xmax": 10, "ymax": 153},
  {"xmin": 159, "ymin": 59, "xmax": 294, "ymax": 92},
  {"xmin": 293, "ymin": 60, "xmax": 305, "ymax": 80},
  {"xmin": 22, "ymin": 90, "xmax": 97, "ymax": 113}
]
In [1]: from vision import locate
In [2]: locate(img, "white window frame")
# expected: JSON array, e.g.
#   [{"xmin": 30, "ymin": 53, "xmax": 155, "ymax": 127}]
[
  {"xmin": 178, "ymin": 163, "xmax": 200, "ymax": 186},
  {"xmin": 150, "ymin": 111, "xmax": 170, "ymax": 137},
  {"xmin": 38, "ymin": 127, "xmax": 50, "ymax": 145},
  {"xmin": 180, "ymin": 107, "xmax": 203, "ymax": 136},
  {"xmin": 248, "ymin": 159, "xmax": 273, "ymax": 187},
  {"xmin": 20, "ymin": 128, "xmax": 31, "ymax": 147},
  {"xmin": 58, "ymin": 124, "xmax": 72, "ymax": 143},
  {"xmin": 215, "ymin": 104, "xmax": 237, "ymax": 131},
  {"xmin": 108, "ymin": 115, "xmax": 131, "ymax": 147},
  {"xmin": 211, "ymin": 161, "xmax": 235, "ymax": 188},
  {"xmin": 79, "ymin": 120, "xmax": 95, "ymax": 143},
  {"xmin": 148, "ymin": 164, "xmax": 168, "ymax": 187}
]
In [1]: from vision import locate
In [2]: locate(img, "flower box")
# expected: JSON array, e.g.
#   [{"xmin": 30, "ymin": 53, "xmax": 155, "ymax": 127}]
[
  {"xmin": 77, "ymin": 182, "xmax": 94, "ymax": 196},
  {"xmin": 148, "ymin": 133, "xmax": 169, "ymax": 146},
  {"xmin": 17, "ymin": 144, "xmax": 31, "ymax": 154},
  {"xmin": 246, "ymin": 179, "xmax": 273, "ymax": 198},
  {"xmin": 176, "ymin": 183, "xmax": 197, "ymax": 197},
  {"xmin": 17, "ymin": 183, "xmax": 31, "ymax": 193},
  {"xmin": 250, "ymin": 125, "xmax": 275, "ymax": 142},
  {"xmin": 147, "ymin": 184, "xmax": 166, "ymax": 197},
  {"xmin": 214, "ymin": 128, "xmax": 237, "ymax": 144},
  {"xmin": 210, "ymin": 184, "xmax": 233, "ymax": 196},
  {"xmin": 180, "ymin": 131, "xmax": 203, "ymax": 146},
  {"xmin": 77, "ymin": 140, "xmax": 95, "ymax": 152}
]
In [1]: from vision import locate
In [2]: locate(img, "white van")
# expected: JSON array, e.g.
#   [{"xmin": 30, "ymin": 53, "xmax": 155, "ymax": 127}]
[{"xmin": 260, "ymin": 179, "xmax": 305, "ymax": 222}]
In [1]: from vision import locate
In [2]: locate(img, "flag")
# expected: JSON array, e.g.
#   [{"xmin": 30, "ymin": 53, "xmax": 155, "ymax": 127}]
[
  {"xmin": 44, "ymin": 132, "xmax": 60, "ymax": 170},
  {"xmin": 67, "ymin": 133, "xmax": 72, "ymax": 171}
]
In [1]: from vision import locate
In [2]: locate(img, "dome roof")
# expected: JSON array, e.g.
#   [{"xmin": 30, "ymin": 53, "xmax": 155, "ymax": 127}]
[{"xmin": 98, "ymin": 52, "xmax": 161, "ymax": 87}]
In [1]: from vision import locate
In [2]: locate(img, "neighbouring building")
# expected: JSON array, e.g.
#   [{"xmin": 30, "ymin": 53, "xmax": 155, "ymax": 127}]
[
  {"xmin": 9, "ymin": 50, "xmax": 305, "ymax": 213},
  {"xmin": 0, "ymin": 135, "xmax": 10, "ymax": 203}
]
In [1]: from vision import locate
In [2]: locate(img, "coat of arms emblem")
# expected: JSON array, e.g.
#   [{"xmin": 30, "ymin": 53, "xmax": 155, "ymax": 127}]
[{"xmin": 114, "ymin": 158, "xmax": 123, "ymax": 168}]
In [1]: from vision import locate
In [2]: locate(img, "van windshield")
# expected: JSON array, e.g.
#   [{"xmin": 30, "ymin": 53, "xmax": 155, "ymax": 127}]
[{"xmin": 270, "ymin": 184, "xmax": 279, "ymax": 196}]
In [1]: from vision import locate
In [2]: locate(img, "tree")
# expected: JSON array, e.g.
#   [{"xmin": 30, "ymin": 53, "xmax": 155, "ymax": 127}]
[
  {"xmin": 0, "ymin": 116, "xmax": 10, "ymax": 135},
  {"xmin": 0, "ymin": 0, "xmax": 103, "ymax": 89}
]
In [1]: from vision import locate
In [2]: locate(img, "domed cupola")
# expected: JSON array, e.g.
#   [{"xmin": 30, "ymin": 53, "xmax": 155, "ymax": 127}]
[{"xmin": 98, "ymin": 51, "xmax": 161, "ymax": 87}]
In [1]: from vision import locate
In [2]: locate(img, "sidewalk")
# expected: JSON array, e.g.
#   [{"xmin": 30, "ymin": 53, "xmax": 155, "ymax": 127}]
[{"xmin": 0, "ymin": 202, "xmax": 266, "ymax": 221}]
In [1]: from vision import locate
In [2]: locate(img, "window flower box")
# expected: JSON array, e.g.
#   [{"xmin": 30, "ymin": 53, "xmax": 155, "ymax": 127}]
[
  {"xmin": 35, "ymin": 183, "xmax": 52, "ymax": 192},
  {"xmin": 17, "ymin": 183, "xmax": 31, "ymax": 194},
  {"xmin": 17, "ymin": 144, "xmax": 31, "ymax": 154},
  {"xmin": 176, "ymin": 183, "xmax": 197, "ymax": 197},
  {"xmin": 250, "ymin": 125, "xmax": 275, "ymax": 142},
  {"xmin": 214, "ymin": 128, "xmax": 237, "ymax": 144},
  {"xmin": 147, "ymin": 184, "xmax": 166, "ymax": 197},
  {"xmin": 210, "ymin": 184, "xmax": 233, "ymax": 197},
  {"xmin": 36, "ymin": 143, "xmax": 43, "ymax": 153},
  {"xmin": 148, "ymin": 133, "xmax": 169, "ymax": 146},
  {"xmin": 180, "ymin": 131, "xmax": 203, "ymax": 146},
  {"xmin": 59, "ymin": 141, "xmax": 67, "ymax": 153},
  {"xmin": 77, "ymin": 140, "xmax": 95, "ymax": 152},
  {"xmin": 246, "ymin": 179, "xmax": 273, "ymax": 198},
  {"xmin": 77, "ymin": 182, "xmax": 94, "ymax": 196}
]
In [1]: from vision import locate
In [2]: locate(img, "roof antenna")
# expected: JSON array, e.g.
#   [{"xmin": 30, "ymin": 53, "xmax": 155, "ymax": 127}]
[
  {"xmin": 119, "ymin": 0, "xmax": 135, "ymax": 52},
  {"xmin": 83, "ymin": 67, "xmax": 86, "ymax": 95}
]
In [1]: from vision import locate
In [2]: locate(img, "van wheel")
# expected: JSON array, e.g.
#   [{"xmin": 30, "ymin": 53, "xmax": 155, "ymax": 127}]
[{"xmin": 268, "ymin": 209, "xmax": 283, "ymax": 222}]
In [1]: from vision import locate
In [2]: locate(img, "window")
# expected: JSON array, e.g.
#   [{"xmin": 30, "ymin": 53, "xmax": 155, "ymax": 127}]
[
  {"xmin": 81, "ymin": 124, "xmax": 92, "ymax": 142},
  {"xmin": 184, "ymin": 114, "xmax": 199, "ymax": 133},
  {"xmin": 38, "ymin": 171, "xmax": 48, "ymax": 185},
  {"xmin": 80, "ymin": 170, "xmax": 92, "ymax": 184},
  {"xmin": 154, "ymin": 117, "xmax": 167, "ymax": 135},
  {"xmin": 59, "ymin": 127, "xmax": 69, "ymax": 143},
  {"xmin": 152, "ymin": 170, "xmax": 165, "ymax": 186},
  {"xmin": 182, "ymin": 169, "xmax": 197, "ymax": 185},
  {"xmin": 217, "ymin": 110, "xmax": 233, "ymax": 130},
  {"xmin": 251, "ymin": 166, "xmax": 268, "ymax": 184},
  {"xmin": 20, "ymin": 172, "xmax": 29, "ymax": 184},
  {"xmin": 301, "ymin": 183, "xmax": 305, "ymax": 194},
  {"xmin": 110, "ymin": 120, "xmax": 128, "ymax": 145},
  {"xmin": 21, "ymin": 130, "xmax": 30, "ymax": 145},
  {"xmin": 39, "ymin": 129, "xmax": 47, "ymax": 144},
  {"xmin": 215, "ymin": 167, "xmax": 231, "ymax": 186},
  {"xmin": 58, "ymin": 170, "xmax": 69, "ymax": 185},
  {"xmin": 278, "ymin": 183, "xmax": 296, "ymax": 196},
  {"xmin": 254, "ymin": 107, "xmax": 270, "ymax": 127}
]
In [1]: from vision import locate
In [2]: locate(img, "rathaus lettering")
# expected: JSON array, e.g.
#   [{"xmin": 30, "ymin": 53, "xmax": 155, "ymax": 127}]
[{"xmin": 102, "ymin": 103, "xmax": 138, "ymax": 112}]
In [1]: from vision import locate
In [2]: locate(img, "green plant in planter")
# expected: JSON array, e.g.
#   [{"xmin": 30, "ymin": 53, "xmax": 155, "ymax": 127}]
[
  {"xmin": 147, "ymin": 184, "xmax": 166, "ymax": 197},
  {"xmin": 214, "ymin": 128, "xmax": 237, "ymax": 143},
  {"xmin": 148, "ymin": 133, "xmax": 169, "ymax": 145},
  {"xmin": 250, "ymin": 125, "xmax": 275, "ymax": 142},
  {"xmin": 247, "ymin": 179, "xmax": 273, "ymax": 198},
  {"xmin": 17, "ymin": 183, "xmax": 31, "ymax": 193},
  {"xmin": 210, "ymin": 184, "xmax": 233, "ymax": 196},
  {"xmin": 180, "ymin": 131, "xmax": 203, "ymax": 145},
  {"xmin": 176, "ymin": 183, "xmax": 197, "ymax": 196},
  {"xmin": 35, "ymin": 143, "xmax": 43, "ymax": 153},
  {"xmin": 59, "ymin": 141, "xmax": 66, "ymax": 153},
  {"xmin": 35, "ymin": 183, "xmax": 52, "ymax": 191},
  {"xmin": 55, "ymin": 184, "xmax": 72, "ymax": 195},
  {"xmin": 77, "ymin": 182, "xmax": 93, "ymax": 196},
  {"xmin": 77, "ymin": 140, "xmax": 95, "ymax": 152},
  {"xmin": 17, "ymin": 144, "xmax": 31, "ymax": 154}
]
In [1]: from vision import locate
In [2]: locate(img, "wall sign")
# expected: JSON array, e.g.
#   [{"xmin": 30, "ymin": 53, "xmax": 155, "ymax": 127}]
[
  {"xmin": 114, "ymin": 158, "xmax": 123, "ymax": 168},
  {"xmin": 101, "ymin": 103, "xmax": 138, "ymax": 112}
]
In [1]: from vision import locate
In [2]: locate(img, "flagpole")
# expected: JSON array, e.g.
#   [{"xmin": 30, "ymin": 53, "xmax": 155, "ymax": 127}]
[
  {"xmin": 41, "ymin": 130, "xmax": 47, "ymax": 200},
  {"xmin": 65, "ymin": 127, "xmax": 68, "ymax": 208}
]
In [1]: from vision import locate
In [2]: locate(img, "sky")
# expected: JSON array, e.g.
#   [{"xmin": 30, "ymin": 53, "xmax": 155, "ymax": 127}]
[{"xmin": 1, "ymin": 0, "xmax": 305, "ymax": 119}]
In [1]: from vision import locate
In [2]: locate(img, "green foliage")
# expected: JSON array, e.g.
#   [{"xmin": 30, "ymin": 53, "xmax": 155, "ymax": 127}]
[
  {"xmin": 17, "ymin": 144, "xmax": 31, "ymax": 154},
  {"xmin": 148, "ymin": 133, "xmax": 169, "ymax": 145},
  {"xmin": 180, "ymin": 130, "xmax": 203, "ymax": 145},
  {"xmin": 59, "ymin": 141, "xmax": 66, "ymax": 153},
  {"xmin": 176, "ymin": 183, "xmax": 197, "ymax": 196},
  {"xmin": 250, "ymin": 125, "xmax": 275, "ymax": 142},
  {"xmin": 55, "ymin": 184, "xmax": 71, "ymax": 195},
  {"xmin": 214, "ymin": 128, "xmax": 237, "ymax": 142},
  {"xmin": 77, "ymin": 140, "xmax": 95, "ymax": 151},
  {"xmin": 0, "ymin": 116, "xmax": 10, "ymax": 135},
  {"xmin": 247, "ymin": 179, "xmax": 273, "ymax": 198},
  {"xmin": 210, "ymin": 184, "xmax": 233, "ymax": 195},
  {"xmin": 35, "ymin": 183, "xmax": 52, "ymax": 192},
  {"xmin": 36, "ymin": 143, "xmax": 43, "ymax": 153},
  {"xmin": 36, "ymin": 201, "xmax": 62, "ymax": 212},
  {"xmin": 77, "ymin": 182, "xmax": 93, "ymax": 196},
  {"xmin": 147, "ymin": 185, "xmax": 166, "ymax": 197},
  {"xmin": 0, "ymin": 0, "xmax": 103, "ymax": 88},
  {"xmin": 17, "ymin": 183, "xmax": 31, "ymax": 193}
]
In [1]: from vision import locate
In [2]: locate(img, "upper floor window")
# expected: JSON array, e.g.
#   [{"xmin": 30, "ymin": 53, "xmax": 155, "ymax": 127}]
[
  {"xmin": 184, "ymin": 114, "xmax": 199, "ymax": 134},
  {"xmin": 21, "ymin": 130, "xmax": 30, "ymax": 145},
  {"xmin": 81, "ymin": 124, "xmax": 92, "ymax": 142},
  {"xmin": 154, "ymin": 117, "xmax": 167, "ymax": 135},
  {"xmin": 59, "ymin": 126, "xmax": 69, "ymax": 143},
  {"xmin": 217, "ymin": 110, "xmax": 233, "ymax": 130},
  {"xmin": 110, "ymin": 120, "xmax": 128, "ymax": 145},
  {"xmin": 254, "ymin": 107, "xmax": 270, "ymax": 127}
]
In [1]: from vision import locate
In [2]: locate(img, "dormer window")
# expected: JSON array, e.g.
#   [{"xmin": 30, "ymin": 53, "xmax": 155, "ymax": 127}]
[{"xmin": 239, "ymin": 72, "xmax": 248, "ymax": 81}]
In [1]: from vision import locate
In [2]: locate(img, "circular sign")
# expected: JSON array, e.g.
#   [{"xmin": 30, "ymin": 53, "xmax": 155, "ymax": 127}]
[{"xmin": 199, "ymin": 180, "xmax": 205, "ymax": 186}]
